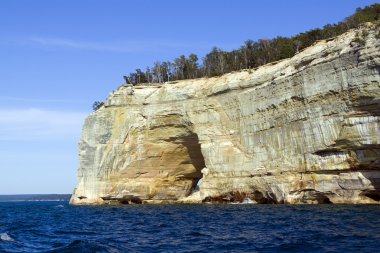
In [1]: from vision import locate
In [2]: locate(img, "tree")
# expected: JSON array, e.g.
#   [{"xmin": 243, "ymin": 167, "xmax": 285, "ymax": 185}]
[
  {"xmin": 188, "ymin": 53, "xmax": 199, "ymax": 78},
  {"xmin": 152, "ymin": 61, "xmax": 163, "ymax": 83},
  {"xmin": 122, "ymin": 4, "xmax": 380, "ymax": 83},
  {"xmin": 92, "ymin": 101, "xmax": 104, "ymax": 111},
  {"xmin": 203, "ymin": 47, "xmax": 226, "ymax": 77},
  {"xmin": 145, "ymin": 67, "xmax": 152, "ymax": 83},
  {"xmin": 161, "ymin": 61, "xmax": 172, "ymax": 82},
  {"xmin": 135, "ymin": 69, "xmax": 147, "ymax": 84},
  {"xmin": 174, "ymin": 55, "xmax": 187, "ymax": 80}
]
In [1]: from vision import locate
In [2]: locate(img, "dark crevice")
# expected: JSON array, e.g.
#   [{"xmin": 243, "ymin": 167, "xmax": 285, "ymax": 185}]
[
  {"xmin": 314, "ymin": 194, "xmax": 332, "ymax": 204},
  {"xmin": 101, "ymin": 195, "xmax": 143, "ymax": 204},
  {"xmin": 202, "ymin": 191, "xmax": 278, "ymax": 204},
  {"xmin": 361, "ymin": 190, "xmax": 380, "ymax": 201},
  {"xmin": 180, "ymin": 133, "xmax": 206, "ymax": 194},
  {"xmin": 313, "ymin": 149, "xmax": 346, "ymax": 157},
  {"xmin": 182, "ymin": 134, "xmax": 205, "ymax": 176}
]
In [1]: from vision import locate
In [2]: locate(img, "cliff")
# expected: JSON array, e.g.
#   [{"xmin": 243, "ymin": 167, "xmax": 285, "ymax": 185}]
[{"xmin": 71, "ymin": 25, "xmax": 380, "ymax": 205}]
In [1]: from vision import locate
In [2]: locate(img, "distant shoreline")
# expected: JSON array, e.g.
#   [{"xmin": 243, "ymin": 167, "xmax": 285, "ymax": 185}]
[{"xmin": 0, "ymin": 194, "xmax": 71, "ymax": 202}]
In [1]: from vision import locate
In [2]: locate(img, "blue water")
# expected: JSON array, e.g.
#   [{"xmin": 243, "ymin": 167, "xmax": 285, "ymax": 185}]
[{"xmin": 0, "ymin": 202, "xmax": 379, "ymax": 252}]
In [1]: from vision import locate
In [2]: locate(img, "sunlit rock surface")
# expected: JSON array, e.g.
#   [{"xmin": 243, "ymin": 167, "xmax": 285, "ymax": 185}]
[{"xmin": 71, "ymin": 26, "xmax": 380, "ymax": 205}]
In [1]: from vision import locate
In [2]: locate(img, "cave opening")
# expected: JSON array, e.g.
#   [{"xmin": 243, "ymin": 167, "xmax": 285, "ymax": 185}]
[
  {"xmin": 362, "ymin": 190, "xmax": 380, "ymax": 201},
  {"xmin": 180, "ymin": 132, "xmax": 206, "ymax": 195}
]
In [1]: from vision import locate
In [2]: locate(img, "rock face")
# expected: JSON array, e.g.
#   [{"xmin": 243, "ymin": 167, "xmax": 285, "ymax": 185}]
[{"xmin": 71, "ymin": 26, "xmax": 380, "ymax": 205}]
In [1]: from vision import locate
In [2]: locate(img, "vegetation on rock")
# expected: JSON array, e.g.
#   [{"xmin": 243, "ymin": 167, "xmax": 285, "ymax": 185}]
[
  {"xmin": 124, "ymin": 4, "xmax": 380, "ymax": 85},
  {"xmin": 92, "ymin": 101, "xmax": 104, "ymax": 111}
]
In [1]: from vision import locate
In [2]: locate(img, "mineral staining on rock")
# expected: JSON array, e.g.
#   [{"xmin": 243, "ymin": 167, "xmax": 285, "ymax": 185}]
[{"xmin": 71, "ymin": 26, "xmax": 380, "ymax": 205}]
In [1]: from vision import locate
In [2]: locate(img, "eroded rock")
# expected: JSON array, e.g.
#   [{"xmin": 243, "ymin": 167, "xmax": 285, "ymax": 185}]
[{"xmin": 71, "ymin": 26, "xmax": 380, "ymax": 205}]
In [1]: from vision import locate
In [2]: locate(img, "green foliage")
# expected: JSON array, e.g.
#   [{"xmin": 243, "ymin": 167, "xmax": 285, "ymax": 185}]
[
  {"xmin": 123, "ymin": 3, "xmax": 380, "ymax": 85},
  {"xmin": 125, "ymin": 69, "xmax": 147, "ymax": 85},
  {"xmin": 92, "ymin": 101, "xmax": 104, "ymax": 111},
  {"xmin": 352, "ymin": 36, "xmax": 366, "ymax": 46},
  {"xmin": 352, "ymin": 30, "xmax": 367, "ymax": 46}
]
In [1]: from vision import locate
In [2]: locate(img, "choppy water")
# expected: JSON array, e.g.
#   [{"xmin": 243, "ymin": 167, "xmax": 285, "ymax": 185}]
[{"xmin": 0, "ymin": 202, "xmax": 379, "ymax": 252}]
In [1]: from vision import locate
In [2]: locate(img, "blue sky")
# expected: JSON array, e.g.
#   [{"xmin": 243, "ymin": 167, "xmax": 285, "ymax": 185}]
[{"xmin": 0, "ymin": 0, "xmax": 379, "ymax": 194}]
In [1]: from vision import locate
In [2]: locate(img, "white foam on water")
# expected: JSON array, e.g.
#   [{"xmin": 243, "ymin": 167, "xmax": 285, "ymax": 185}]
[
  {"xmin": 55, "ymin": 205, "xmax": 64, "ymax": 208},
  {"xmin": 230, "ymin": 198, "xmax": 257, "ymax": 205},
  {"xmin": 0, "ymin": 233, "xmax": 14, "ymax": 242},
  {"xmin": 241, "ymin": 198, "xmax": 256, "ymax": 204}
]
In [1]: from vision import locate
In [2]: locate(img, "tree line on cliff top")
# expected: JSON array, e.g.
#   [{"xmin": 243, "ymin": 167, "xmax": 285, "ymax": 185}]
[{"xmin": 123, "ymin": 4, "xmax": 380, "ymax": 86}]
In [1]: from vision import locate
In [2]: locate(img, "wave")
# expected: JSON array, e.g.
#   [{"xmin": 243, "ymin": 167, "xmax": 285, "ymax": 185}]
[
  {"xmin": 0, "ymin": 233, "xmax": 14, "ymax": 242},
  {"xmin": 230, "ymin": 198, "xmax": 257, "ymax": 204}
]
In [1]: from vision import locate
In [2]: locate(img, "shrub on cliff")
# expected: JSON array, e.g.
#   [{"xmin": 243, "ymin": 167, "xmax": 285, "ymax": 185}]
[{"xmin": 92, "ymin": 101, "xmax": 104, "ymax": 111}]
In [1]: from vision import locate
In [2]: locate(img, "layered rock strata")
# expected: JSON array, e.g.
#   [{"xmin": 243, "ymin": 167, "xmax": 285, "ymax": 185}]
[{"xmin": 71, "ymin": 26, "xmax": 380, "ymax": 205}]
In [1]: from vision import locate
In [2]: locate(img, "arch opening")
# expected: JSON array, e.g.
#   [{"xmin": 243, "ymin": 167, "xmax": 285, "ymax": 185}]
[{"xmin": 175, "ymin": 132, "xmax": 205, "ymax": 196}]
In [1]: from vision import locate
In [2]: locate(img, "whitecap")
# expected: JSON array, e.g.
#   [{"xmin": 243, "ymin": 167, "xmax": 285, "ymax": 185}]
[
  {"xmin": 230, "ymin": 198, "xmax": 257, "ymax": 205},
  {"xmin": 0, "ymin": 233, "xmax": 15, "ymax": 242},
  {"xmin": 55, "ymin": 205, "xmax": 64, "ymax": 208},
  {"xmin": 241, "ymin": 198, "xmax": 257, "ymax": 204}
]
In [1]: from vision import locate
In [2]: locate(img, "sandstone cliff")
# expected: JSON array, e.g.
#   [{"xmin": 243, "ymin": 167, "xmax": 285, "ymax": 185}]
[{"xmin": 71, "ymin": 26, "xmax": 380, "ymax": 205}]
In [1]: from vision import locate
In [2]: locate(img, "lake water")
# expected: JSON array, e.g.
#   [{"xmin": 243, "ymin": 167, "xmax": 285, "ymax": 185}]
[{"xmin": 0, "ymin": 202, "xmax": 379, "ymax": 252}]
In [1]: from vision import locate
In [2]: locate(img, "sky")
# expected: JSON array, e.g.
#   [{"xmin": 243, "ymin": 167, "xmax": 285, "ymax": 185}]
[{"xmin": 0, "ymin": 0, "xmax": 379, "ymax": 194}]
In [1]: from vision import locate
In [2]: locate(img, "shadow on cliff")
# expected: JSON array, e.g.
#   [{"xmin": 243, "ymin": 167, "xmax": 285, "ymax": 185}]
[
  {"xmin": 361, "ymin": 170, "xmax": 380, "ymax": 201},
  {"xmin": 180, "ymin": 133, "xmax": 206, "ymax": 191}
]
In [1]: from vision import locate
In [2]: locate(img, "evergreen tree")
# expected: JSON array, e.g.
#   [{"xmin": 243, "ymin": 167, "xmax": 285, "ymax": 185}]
[{"xmin": 121, "ymin": 4, "xmax": 380, "ymax": 85}]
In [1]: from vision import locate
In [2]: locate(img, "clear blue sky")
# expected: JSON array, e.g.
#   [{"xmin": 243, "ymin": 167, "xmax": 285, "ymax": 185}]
[{"xmin": 0, "ymin": 0, "xmax": 378, "ymax": 194}]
